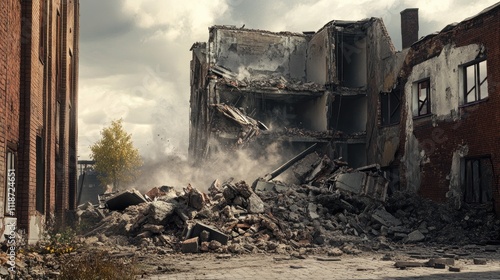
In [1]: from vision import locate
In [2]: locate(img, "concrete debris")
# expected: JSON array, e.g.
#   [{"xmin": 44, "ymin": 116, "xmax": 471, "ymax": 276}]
[
  {"xmin": 394, "ymin": 261, "xmax": 425, "ymax": 268},
  {"xmin": 372, "ymin": 208, "xmax": 402, "ymax": 227},
  {"xmin": 185, "ymin": 184, "xmax": 207, "ymax": 211},
  {"xmin": 211, "ymin": 103, "xmax": 267, "ymax": 146},
  {"xmin": 145, "ymin": 186, "xmax": 177, "ymax": 200},
  {"xmin": 406, "ymin": 230, "xmax": 425, "ymax": 243},
  {"xmin": 186, "ymin": 222, "xmax": 229, "ymax": 246},
  {"xmin": 181, "ymin": 237, "xmax": 199, "ymax": 253},
  {"xmin": 148, "ymin": 201, "xmax": 177, "ymax": 224},
  {"xmin": 223, "ymin": 180, "xmax": 265, "ymax": 214},
  {"xmin": 105, "ymin": 189, "xmax": 148, "ymax": 211},
  {"xmin": 73, "ymin": 155, "xmax": 500, "ymax": 258},
  {"xmin": 214, "ymin": 69, "xmax": 325, "ymax": 92},
  {"xmin": 473, "ymin": 258, "xmax": 487, "ymax": 265}
]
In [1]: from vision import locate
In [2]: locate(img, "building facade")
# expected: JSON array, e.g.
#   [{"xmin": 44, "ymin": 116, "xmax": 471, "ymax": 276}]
[
  {"xmin": 0, "ymin": 0, "xmax": 79, "ymax": 243},
  {"xmin": 190, "ymin": 3, "xmax": 500, "ymax": 214},
  {"xmin": 396, "ymin": 4, "xmax": 500, "ymax": 213}
]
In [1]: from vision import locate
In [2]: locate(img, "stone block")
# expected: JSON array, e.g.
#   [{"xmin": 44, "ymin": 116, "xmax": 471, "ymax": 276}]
[{"xmin": 181, "ymin": 237, "xmax": 199, "ymax": 253}]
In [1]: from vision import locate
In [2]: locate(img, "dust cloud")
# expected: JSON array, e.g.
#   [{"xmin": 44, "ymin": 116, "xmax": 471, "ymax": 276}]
[{"xmin": 132, "ymin": 142, "xmax": 291, "ymax": 192}]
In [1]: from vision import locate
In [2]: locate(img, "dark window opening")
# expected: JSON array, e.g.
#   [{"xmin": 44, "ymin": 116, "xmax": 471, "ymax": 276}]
[
  {"xmin": 414, "ymin": 79, "xmax": 430, "ymax": 117},
  {"xmin": 464, "ymin": 59, "xmax": 488, "ymax": 104},
  {"xmin": 331, "ymin": 95, "xmax": 367, "ymax": 133},
  {"xmin": 56, "ymin": 101, "xmax": 61, "ymax": 144},
  {"xmin": 36, "ymin": 137, "xmax": 45, "ymax": 213},
  {"xmin": 335, "ymin": 32, "xmax": 367, "ymax": 88},
  {"xmin": 463, "ymin": 157, "xmax": 492, "ymax": 204},
  {"xmin": 380, "ymin": 90, "xmax": 401, "ymax": 126},
  {"xmin": 56, "ymin": 11, "xmax": 62, "ymax": 95},
  {"xmin": 38, "ymin": 0, "xmax": 47, "ymax": 62}
]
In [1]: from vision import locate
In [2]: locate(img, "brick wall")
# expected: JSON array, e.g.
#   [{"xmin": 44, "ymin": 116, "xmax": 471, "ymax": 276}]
[
  {"xmin": 400, "ymin": 9, "xmax": 419, "ymax": 49},
  {"xmin": 0, "ymin": 0, "xmax": 22, "ymax": 221},
  {"xmin": 1, "ymin": 0, "xmax": 79, "ymax": 239},
  {"xmin": 399, "ymin": 6, "xmax": 500, "ymax": 213}
]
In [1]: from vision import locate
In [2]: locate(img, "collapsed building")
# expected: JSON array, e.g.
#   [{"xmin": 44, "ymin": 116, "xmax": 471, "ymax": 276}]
[
  {"xmin": 190, "ymin": 3, "xmax": 500, "ymax": 214},
  {"xmin": 189, "ymin": 17, "xmax": 404, "ymax": 168}
]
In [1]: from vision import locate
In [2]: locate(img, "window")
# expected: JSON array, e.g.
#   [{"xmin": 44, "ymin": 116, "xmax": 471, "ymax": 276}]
[
  {"xmin": 56, "ymin": 101, "xmax": 61, "ymax": 144},
  {"xmin": 464, "ymin": 59, "xmax": 488, "ymax": 104},
  {"xmin": 36, "ymin": 137, "xmax": 45, "ymax": 213},
  {"xmin": 413, "ymin": 79, "xmax": 430, "ymax": 117},
  {"xmin": 380, "ymin": 90, "xmax": 401, "ymax": 126},
  {"xmin": 38, "ymin": 0, "xmax": 47, "ymax": 62},
  {"xmin": 463, "ymin": 157, "xmax": 492, "ymax": 204}
]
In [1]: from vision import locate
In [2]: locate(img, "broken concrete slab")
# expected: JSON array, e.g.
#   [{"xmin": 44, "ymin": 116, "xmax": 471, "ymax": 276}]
[
  {"xmin": 182, "ymin": 237, "xmax": 199, "ymax": 253},
  {"xmin": 105, "ymin": 189, "xmax": 147, "ymax": 211},
  {"xmin": 187, "ymin": 222, "xmax": 229, "ymax": 245},
  {"xmin": 334, "ymin": 171, "xmax": 388, "ymax": 202},
  {"xmin": 407, "ymin": 230, "xmax": 425, "ymax": 242},
  {"xmin": 247, "ymin": 193, "xmax": 265, "ymax": 214},
  {"xmin": 142, "ymin": 224, "xmax": 164, "ymax": 234},
  {"xmin": 308, "ymin": 203, "xmax": 320, "ymax": 220},
  {"xmin": 335, "ymin": 172, "xmax": 366, "ymax": 194},
  {"xmin": 473, "ymin": 258, "xmax": 487, "ymax": 265},
  {"xmin": 372, "ymin": 208, "xmax": 402, "ymax": 227},
  {"xmin": 394, "ymin": 261, "xmax": 425, "ymax": 268},
  {"xmin": 426, "ymin": 258, "xmax": 455, "ymax": 267},
  {"xmin": 292, "ymin": 152, "xmax": 321, "ymax": 181},
  {"xmin": 254, "ymin": 179, "xmax": 276, "ymax": 192},
  {"xmin": 148, "ymin": 201, "xmax": 176, "ymax": 224}
]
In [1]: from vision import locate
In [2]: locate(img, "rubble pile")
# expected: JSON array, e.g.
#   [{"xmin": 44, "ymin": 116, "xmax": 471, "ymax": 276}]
[
  {"xmin": 75, "ymin": 152, "xmax": 500, "ymax": 256},
  {"xmin": 217, "ymin": 75, "xmax": 325, "ymax": 92}
]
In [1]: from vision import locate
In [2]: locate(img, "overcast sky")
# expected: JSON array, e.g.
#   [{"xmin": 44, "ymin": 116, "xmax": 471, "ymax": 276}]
[{"xmin": 78, "ymin": 0, "xmax": 498, "ymax": 161}]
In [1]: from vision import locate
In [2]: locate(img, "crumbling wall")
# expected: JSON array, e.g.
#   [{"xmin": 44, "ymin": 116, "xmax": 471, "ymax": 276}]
[
  {"xmin": 306, "ymin": 27, "xmax": 332, "ymax": 85},
  {"xmin": 188, "ymin": 43, "xmax": 210, "ymax": 164},
  {"xmin": 406, "ymin": 44, "xmax": 482, "ymax": 120},
  {"xmin": 398, "ymin": 5, "xmax": 500, "ymax": 212},
  {"xmin": 363, "ymin": 18, "xmax": 403, "ymax": 168},
  {"xmin": 447, "ymin": 145, "xmax": 469, "ymax": 208},
  {"xmin": 401, "ymin": 43, "xmax": 483, "ymax": 197},
  {"xmin": 209, "ymin": 27, "xmax": 309, "ymax": 81}
]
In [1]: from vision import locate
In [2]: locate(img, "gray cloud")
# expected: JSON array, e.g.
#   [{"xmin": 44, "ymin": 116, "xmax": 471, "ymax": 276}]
[{"xmin": 78, "ymin": 0, "xmax": 498, "ymax": 185}]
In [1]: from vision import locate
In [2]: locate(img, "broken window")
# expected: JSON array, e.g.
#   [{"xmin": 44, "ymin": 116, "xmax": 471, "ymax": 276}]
[
  {"xmin": 380, "ymin": 90, "xmax": 401, "ymax": 126},
  {"xmin": 463, "ymin": 157, "xmax": 493, "ymax": 204},
  {"xmin": 464, "ymin": 59, "xmax": 488, "ymax": 104},
  {"xmin": 413, "ymin": 79, "xmax": 430, "ymax": 117}
]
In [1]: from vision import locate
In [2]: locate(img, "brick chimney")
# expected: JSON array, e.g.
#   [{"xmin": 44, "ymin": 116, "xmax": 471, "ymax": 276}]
[{"xmin": 400, "ymin": 8, "xmax": 419, "ymax": 49}]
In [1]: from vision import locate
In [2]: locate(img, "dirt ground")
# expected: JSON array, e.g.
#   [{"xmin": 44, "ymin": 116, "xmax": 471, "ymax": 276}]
[{"xmin": 139, "ymin": 244, "xmax": 500, "ymax": 280}]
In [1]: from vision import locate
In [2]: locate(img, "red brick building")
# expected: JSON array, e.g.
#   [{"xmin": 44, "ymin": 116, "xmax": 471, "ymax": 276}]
[
  {"xmin": 396, "ymin": 3, "xmax": 500, "ymax": 213},
  {"xmin": 0, "ymin": 0, "xmax": 79, "ymax": 243}
]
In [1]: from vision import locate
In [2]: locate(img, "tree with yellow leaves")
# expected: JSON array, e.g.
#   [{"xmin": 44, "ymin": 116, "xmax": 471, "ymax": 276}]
[{"xmin": 90, "ymin": 119, "xmax": 142, "ymax": 190}]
